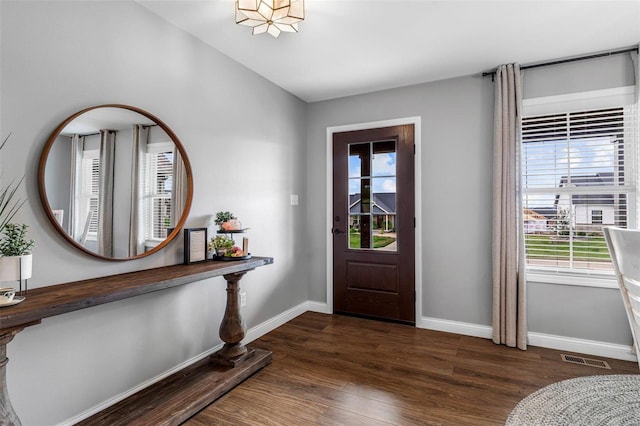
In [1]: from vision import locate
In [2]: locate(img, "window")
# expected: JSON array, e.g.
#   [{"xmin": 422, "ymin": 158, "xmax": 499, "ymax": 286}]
[
  {"xmin": 522, "ymin": 106, "xmax": 637, "ymax": 275},
  {"xmin": 348, "ymin": 141, "xmax": 397, "ymax": 251},
  {"xmin": 78, "ymin": 150, "xmax": 99, "ymax": 241},
  {"xmin": 591, "ymin": 209, "xmax": 603, "ymax": 225},
  {"xmin": 142, "ymin": 144, "xmax": 174, "ymax": 243}
]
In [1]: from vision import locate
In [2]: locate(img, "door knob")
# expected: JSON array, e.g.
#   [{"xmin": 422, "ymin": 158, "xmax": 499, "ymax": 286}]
[{"xmin": 332, "ymin": 228, "xmax": 345, "ymax": 235}]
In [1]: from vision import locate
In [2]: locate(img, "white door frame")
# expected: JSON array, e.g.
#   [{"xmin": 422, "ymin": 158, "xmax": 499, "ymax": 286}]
[{"xmin": 325, "ymin": 116, "xmax": 423, "ymax": 324}]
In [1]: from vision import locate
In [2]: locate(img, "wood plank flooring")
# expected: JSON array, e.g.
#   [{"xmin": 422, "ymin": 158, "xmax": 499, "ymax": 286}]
[{"xmin": 186, "ymin": 312, "xmax": 639, "ymax": 425}]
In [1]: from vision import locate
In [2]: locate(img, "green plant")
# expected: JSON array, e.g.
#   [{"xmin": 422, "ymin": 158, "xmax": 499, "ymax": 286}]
[
  {"xmin": 214, "ymin": 211, "xmax": 236, "ymax": 226},
  {"xmin": 0, "ymin": 223, "xmax": 35, "ymax": 256},
  {"xmin": 349, "ymin": 233, "xmax": 396, "ymax": 249},
  {"xmin": 208, "ymin": 235, "xmax": 234, "ymax": 251},
  {"xmin": 0, "ymin": 134, "xmax": 26, "ymax": 235}
]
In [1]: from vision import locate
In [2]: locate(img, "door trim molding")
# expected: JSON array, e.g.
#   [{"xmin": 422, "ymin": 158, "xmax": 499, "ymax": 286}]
[{"xmin": 325, "ymin": 117, "xmax": 422, "ymax": 323}]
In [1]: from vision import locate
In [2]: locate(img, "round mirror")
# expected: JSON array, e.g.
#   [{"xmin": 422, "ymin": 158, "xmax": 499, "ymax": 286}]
[{"xmin": 38, "ymin": 104, "xmax": 193, "ymax": 260}]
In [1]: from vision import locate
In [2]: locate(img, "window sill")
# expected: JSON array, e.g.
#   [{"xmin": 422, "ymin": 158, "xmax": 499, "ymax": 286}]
[{"xmin": 526, "ymin": 271, "xmax": 618, "ymax": 289}]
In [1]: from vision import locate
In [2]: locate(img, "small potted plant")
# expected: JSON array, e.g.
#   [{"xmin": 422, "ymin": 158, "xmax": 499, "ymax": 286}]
[
  {"xmin": 209, "ymin": 235, "xmax": 235, "ymax": 257},
  {"xmin": 214, "ymin": 211, "xmax": 242, "ymax": 231},
  {"xmin": 0, "ymin": 223, "xmax": 35, "ymax": 281}
]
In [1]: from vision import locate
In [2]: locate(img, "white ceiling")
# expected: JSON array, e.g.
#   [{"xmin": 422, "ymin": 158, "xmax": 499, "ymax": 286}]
[
  {"xmin": 61, "ymin": 108, "xmax": 155, "ymax": 135},
  {"xmin": 137, "ymin": 0, "xmax": 640, "ymax": 103}
]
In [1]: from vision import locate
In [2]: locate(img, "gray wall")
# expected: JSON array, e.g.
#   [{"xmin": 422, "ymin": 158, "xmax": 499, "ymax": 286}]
[
  {"xmin": 523, "ymin": 53, "xmax": 635, "ymax": 98},
  {"xmin": 306, "ymin": 69, "xmax": 632, "ymax": 342},
  {"xmin": 1, "ymin": 1, "xmax": 307, "ymax": 424},
  {"xmin": 306, "ymin": 76, "xmax": 496, "ymax": 325},
  {"xmin": 528, "ymin": 283, "xmax": 628, "ymax": 342}
]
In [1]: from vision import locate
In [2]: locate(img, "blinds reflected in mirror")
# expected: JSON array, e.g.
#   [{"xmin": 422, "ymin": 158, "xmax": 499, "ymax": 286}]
[
  {"xmin": 79, "ymin": 152, "xmax": 100, "ymax": 238},
  {"xmin": 142, "ymin": 141, "xmax": 174, "ymax": 243}
]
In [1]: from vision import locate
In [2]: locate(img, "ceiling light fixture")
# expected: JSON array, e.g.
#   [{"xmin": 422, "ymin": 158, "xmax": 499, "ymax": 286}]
[{"xmin": 235, "ymin": 0, "xmax": 304, "ymax": 38}]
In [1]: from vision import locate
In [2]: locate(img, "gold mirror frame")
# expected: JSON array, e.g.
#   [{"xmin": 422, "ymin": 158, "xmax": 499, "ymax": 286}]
[{"xmin": 38, "ymin": 104, "xmax": 193, "ymax": 261}]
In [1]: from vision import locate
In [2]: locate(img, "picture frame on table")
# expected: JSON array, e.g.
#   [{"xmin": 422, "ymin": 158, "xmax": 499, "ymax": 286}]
[{"xmin": 184, "ymin": 228, "xmax": 208, "ymax": 265}]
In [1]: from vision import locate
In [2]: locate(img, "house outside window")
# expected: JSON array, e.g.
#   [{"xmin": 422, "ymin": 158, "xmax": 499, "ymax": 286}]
[{"xmin": 522, "ymin": 104, "xmax": 637, "ymax": 276}]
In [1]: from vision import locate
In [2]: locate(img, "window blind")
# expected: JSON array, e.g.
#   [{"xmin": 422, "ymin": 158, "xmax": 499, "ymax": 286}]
[
  {"xmin": 80, "ymin": 153, "xmax": 100, "ymax": 237},
  {"xmin": 522, "ymin": 106, "xmax": 637, "ymax": 274},
  {"xmin": 142, "ymin": 150, "xmax": 174, "ymax": 241}
]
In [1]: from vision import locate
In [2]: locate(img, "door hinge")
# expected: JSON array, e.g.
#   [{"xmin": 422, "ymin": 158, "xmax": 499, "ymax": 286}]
[
  {"xmin": 414, "ymin": 291, "xmax": 416, "ymax": 302},
  {"xmin": 414, "ymin": 217, "xmax": 416, "ymax": 228},
  {"xmin": 413, "ymin": 144, "xmax": 416, "ymax": 155}
]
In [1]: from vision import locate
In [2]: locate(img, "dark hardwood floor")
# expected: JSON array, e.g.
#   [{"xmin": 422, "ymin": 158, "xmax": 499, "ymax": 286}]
[{"xmin": 186, "ymin": 312, "xmax": 639, "ymax": 425}]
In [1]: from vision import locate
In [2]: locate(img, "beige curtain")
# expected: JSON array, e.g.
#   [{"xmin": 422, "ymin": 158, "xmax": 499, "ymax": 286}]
[
  {"xmin": 492, "ymin": 63, "xmax": 527, "ymax": 350},
  {"xmin": 97, "ymin": 130, "xmax": 116, "ymax": 257},
  {"xmin": 632, "ymin": 45, "xmax": 639, "ymax": 105},
  {"xmin": 171, "ymin": 149, "xmax": 186, "ymax": 227},
  {"xmin": 69, "ymin": 134, "xmax": 84, "ymax": 240},
  {"xmin": 129, "ymin": 125, "xmax": 148, "ymax": 256}
]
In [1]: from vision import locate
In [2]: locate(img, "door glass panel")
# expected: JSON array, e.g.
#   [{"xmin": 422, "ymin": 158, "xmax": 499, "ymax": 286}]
[
  {"xmin": 348, "ymin": 141, "xmax": 397, "ymax": 251},
  {"xmin": 349, "ymin": 145, "xmax": 363, "ymax": 178},
  {"xmin": 349, "ymin": 214, "xmax": 371, "ymax": 249},
  {"xmin": 372, "ymin": 141, "xmax": 396, "ymax": 177}
]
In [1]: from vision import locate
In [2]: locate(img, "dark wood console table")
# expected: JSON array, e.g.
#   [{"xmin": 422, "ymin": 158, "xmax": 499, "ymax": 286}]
[{"xmin": 0, "ymin": 257, "xmax": 273, "ymax": 426}]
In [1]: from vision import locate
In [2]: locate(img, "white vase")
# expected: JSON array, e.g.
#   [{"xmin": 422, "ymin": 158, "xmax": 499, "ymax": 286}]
[{"xmin": 0, "ymin": 254, "xmax": 33, "ymax": 282}]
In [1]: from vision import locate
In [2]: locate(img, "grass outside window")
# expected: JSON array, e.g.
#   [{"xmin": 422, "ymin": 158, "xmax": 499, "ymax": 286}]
[
  {"xmin": 349, "ymin": 233, "xmax": 396, "ymax": 249},
  {"xmin": 525, "ymin": 234, "xmax": 611, "ymax": 262}
]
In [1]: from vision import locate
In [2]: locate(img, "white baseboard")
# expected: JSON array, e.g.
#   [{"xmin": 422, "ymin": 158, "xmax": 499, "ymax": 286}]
[
  {"xmin": 60, "ymin": 301, "xmax": 310, "ymax": 426},
  {"xmin": 58, "ymin": 342, "xmax": 223, "ymax": 426},
  {"xmin": 418, "ymin": 316, "xmax": 493, "ymax": 339},
  {"xmin": 306, "ymin": 301, "xmax": 330, "ymax": 314},
  {"xmin": 243, "ymin": 301, "xmax": 309, "ymax": 343},
  {"xmin": 418, "ymin": 315, "xmax": 637, "ymax": 362},
  {"xmin": 528, "ymin": 331, "xmax": 637, "ymax": 362}
]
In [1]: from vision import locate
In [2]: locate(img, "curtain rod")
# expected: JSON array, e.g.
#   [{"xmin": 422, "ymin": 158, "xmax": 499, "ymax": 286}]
[
  {"xmin": 481, "ymin": 46, "xmax": 639, "ymax": 78},
  {"xmin": 77, "ymin": 130, "xmax": 116, "ymax": 137},
  {"xmin": 75, "ymin": 124, "xmax": 158, "ymax": 137}
]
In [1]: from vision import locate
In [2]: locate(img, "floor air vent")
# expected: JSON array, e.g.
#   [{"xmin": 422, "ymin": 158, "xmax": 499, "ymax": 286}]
[{"xmin": 561, "ymin": 354, "xmax": 611, "ymax": 369}]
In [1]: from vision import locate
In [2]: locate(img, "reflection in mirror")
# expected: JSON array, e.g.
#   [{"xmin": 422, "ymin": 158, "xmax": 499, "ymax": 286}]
[{"xmin": 39, "ymin": 105, "xmax": 192, "ymax": 260}]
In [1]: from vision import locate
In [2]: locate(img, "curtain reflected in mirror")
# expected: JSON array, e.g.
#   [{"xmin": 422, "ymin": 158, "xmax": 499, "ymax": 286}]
[{"xmin": 39, "ymin": 105, "xmax": 192, "ymax": 260}]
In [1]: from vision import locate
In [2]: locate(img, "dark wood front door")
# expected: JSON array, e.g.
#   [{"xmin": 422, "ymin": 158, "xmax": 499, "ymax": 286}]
[{"xmin": 332, "ymin": 124, "xmax": 415, "ymax": 324}]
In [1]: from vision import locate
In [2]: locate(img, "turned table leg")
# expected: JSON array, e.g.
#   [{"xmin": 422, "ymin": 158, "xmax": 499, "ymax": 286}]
[
  {"xmin": 1, "ymin": 329, "xmax": 23, "ymax": 426},
  {"xmin": 211, "ymin": 271, "xmax": 255, "ymax": 367}
]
